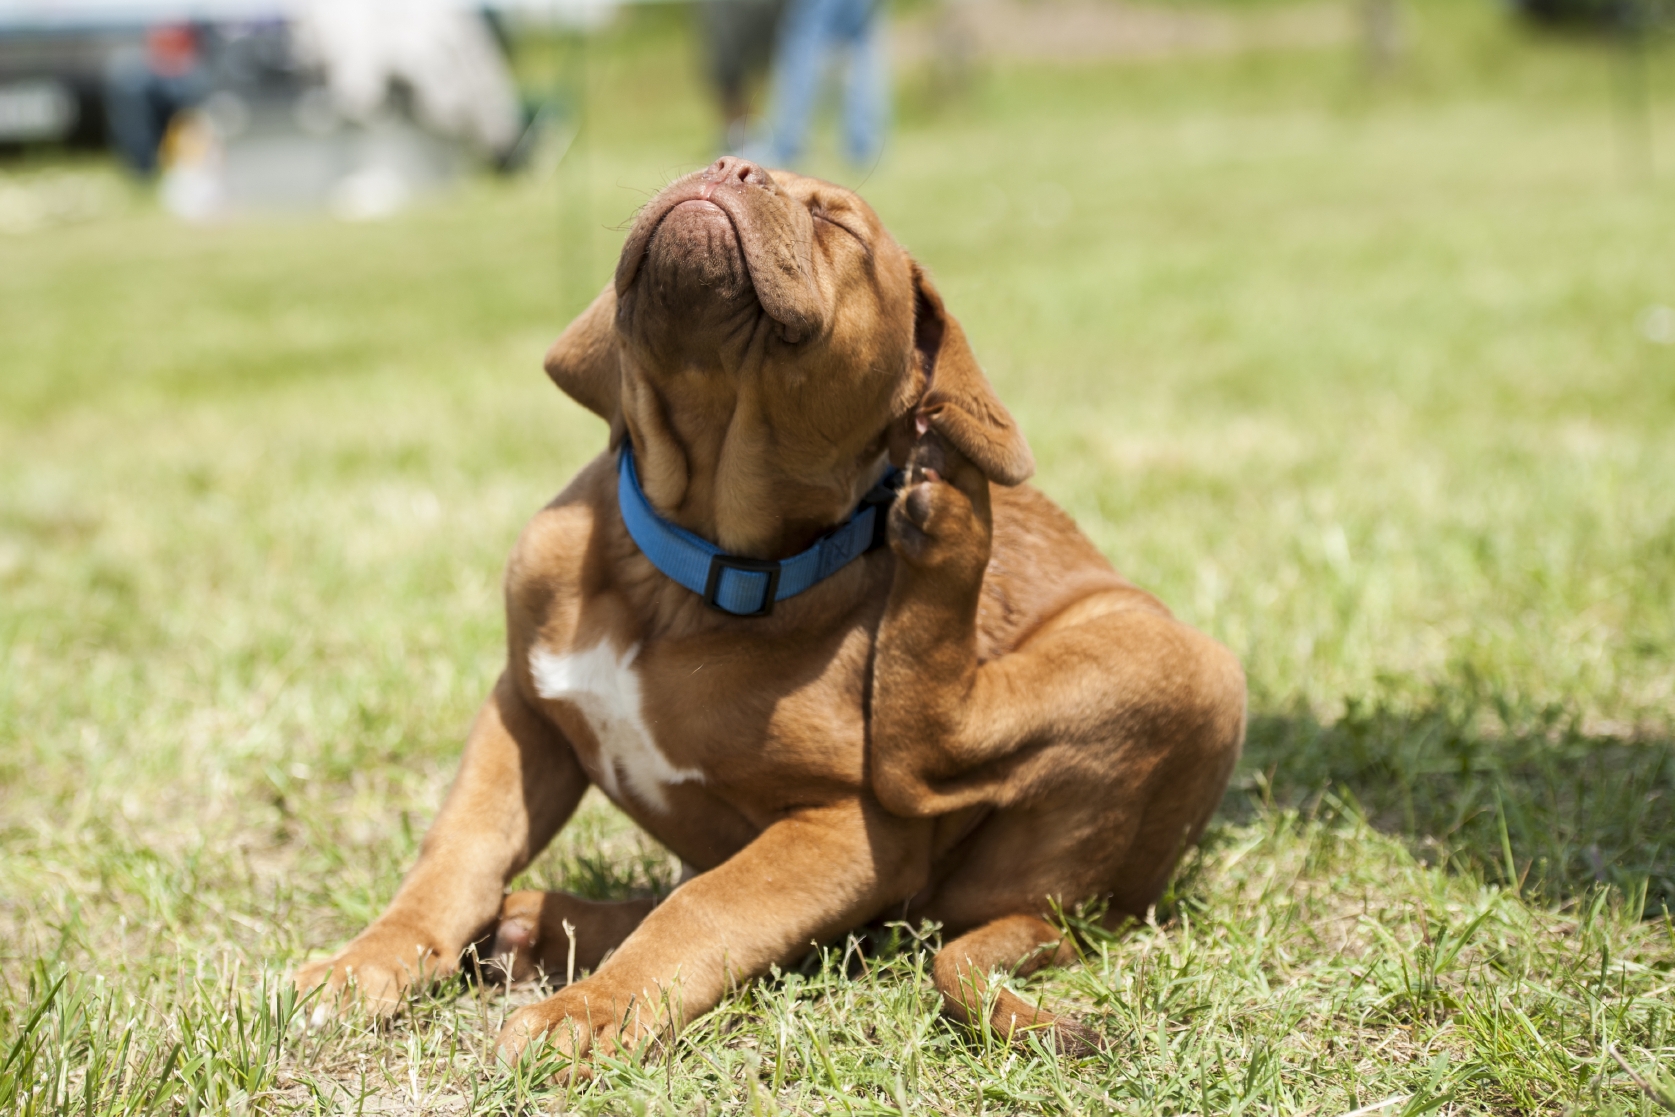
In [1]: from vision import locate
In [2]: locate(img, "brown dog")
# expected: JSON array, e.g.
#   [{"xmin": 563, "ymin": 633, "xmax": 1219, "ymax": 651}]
[{"xmin": 294, "ymin": 158, "xmax": 1245, "ymax": 1063}]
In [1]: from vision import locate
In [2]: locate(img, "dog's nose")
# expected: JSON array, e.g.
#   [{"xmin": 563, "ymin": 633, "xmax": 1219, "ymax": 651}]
[{"xmin": 702, "ymin": 156, "xmax": 770, "ymax": 188}]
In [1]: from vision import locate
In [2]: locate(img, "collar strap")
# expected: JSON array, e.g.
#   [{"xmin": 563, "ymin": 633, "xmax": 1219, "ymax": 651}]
[{"xmin": 617, "ymin": 445, "xmax": 903, "ymax": 617}]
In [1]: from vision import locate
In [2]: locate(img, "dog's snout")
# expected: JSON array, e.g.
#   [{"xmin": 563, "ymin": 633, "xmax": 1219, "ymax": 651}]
[{"xmin": 702, "ymin": 156, "xmax": 771, "ymax": 190}]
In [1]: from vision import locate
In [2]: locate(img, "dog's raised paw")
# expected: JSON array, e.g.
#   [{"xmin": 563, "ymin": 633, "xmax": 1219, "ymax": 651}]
[{"xmin": 888, "ymin": 433, "xmax": 991, "ymax": 576}]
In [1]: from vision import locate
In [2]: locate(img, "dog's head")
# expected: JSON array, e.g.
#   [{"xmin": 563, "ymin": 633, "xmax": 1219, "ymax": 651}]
[{"xmin": 544, "ymin": 157, "xmax": 1032, "ymax": 557}]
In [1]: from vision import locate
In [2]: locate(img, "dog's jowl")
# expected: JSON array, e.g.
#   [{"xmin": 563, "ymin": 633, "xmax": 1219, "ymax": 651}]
[{"xmin": 295, "ymin": 157, "xmax": 1247, "ymax": 1064}]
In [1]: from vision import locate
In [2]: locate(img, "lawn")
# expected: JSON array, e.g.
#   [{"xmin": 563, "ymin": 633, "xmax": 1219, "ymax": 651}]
[{"xmin": 3, "ymin": 0, "xmax": 1675, "ymax": 1112}]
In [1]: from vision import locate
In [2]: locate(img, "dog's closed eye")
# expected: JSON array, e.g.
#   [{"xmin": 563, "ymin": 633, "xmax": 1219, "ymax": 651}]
[{"xmin": 811, "ymin": 208, "xmax": 867, "ymax": 249}]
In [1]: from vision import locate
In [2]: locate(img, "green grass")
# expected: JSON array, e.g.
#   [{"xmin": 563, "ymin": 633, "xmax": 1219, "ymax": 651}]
[{"xmin": 4, "ymin": 1, "xmax": 1675, "ymax": 1112}]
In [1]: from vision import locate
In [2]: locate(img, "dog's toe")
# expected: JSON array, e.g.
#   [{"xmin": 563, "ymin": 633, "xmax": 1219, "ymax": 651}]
[{"xmin": 903, "ymin": 480, "xmax": 937, "ymax": 529}]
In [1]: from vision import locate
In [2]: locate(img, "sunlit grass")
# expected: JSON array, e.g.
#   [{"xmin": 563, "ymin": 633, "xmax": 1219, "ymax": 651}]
[{"xmin": 3, "ymin": 0, "xmax": 1674, "ymax": 1112}]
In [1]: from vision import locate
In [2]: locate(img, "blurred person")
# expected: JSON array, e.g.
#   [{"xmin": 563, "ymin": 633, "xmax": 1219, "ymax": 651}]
[
  {"xmin": 751, "ymin": 0, "xmax": 887, "ymax": 167},
  {"xmin": 698, "ymin": 0, "xmax": 786, "ymax": 154},
  {"xmin": 156, "ymin": 109, "xmax": 224, "ymax": 221},
  {"xmin": 291, "ymin": 0, "xmax": 522, "ymax": 160},
  {"xmin": 104, "ymin": 24, "xmax": 210, "ymax": 175}
]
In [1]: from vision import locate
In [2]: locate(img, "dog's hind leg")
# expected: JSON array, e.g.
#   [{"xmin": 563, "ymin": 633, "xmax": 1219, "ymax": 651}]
[
  {"xmin": 933, "ymin": 914, "xmax": 1097, "ymax": 1055},
  {"xmin": 487, "ymin": 892, "xmax": 657, "ymax": 985}
]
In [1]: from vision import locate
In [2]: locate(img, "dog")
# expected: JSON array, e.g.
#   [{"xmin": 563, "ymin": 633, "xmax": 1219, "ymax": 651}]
[{"xmin": 294, "ymin": 157, "xmax": 1246, "ymax": 1064}]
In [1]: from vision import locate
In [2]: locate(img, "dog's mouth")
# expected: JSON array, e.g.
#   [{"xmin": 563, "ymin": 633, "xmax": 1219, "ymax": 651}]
[
  {"xmin": 616, "ymin": 161, "xmax": 824, "ymax": 343},
  {"xmin": 667, "ymin": 197, "xmax": 734, "ymax": 229},
  {"xmin": 619, "ymin": 188, "xmax": 752, "ymax": 309},
  {"xmin": 644, "ymin": 197, "xmax": 752, "ymax": 306}
]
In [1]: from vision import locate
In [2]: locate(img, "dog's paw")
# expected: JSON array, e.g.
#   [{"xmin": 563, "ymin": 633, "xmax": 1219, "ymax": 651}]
[
  {"xmin": 984, "ymin": 990, "xmax": 1103, "ymax": 1058},
  {"xmin": 292, "ymin": 923, "xmax": 448, "ymax": 1027},
  {"xmin": 496, "ymin": 998, "xmax": 590, "ymax": 1076},
  {"xmin": 1045, "ymin": 1016, "xmax": 1104, "ymax": 1059},
  {"xmin": 484, "ymin": 891, "xmax": 547, "ymax": 985},
  {"xmin": 888, "ymin": 430, "xmax": 991, "ymax": 577},
  {"xmin": 494, "ymin": 981, "xmax": 641, "ymax": 1078}
]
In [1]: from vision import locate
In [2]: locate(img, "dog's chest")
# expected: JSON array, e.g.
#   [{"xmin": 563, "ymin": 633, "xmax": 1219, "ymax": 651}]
[{"xmin": 528, "ymin": 641, "xmax": 702, "ymax": 812}]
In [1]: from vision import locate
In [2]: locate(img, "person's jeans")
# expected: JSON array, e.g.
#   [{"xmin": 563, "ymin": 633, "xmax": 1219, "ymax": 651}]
[{"xmin": 754, "ymin": 0, "xmax": 886, "ymax": 167}]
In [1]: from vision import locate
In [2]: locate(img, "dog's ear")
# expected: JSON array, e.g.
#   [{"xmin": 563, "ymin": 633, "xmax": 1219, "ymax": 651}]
[
  {"xmin": 910, "ymin": 263, "xmax": 1034, "ymax": 486},
  {"xmin": 544, "ymin": 284, "xmax": 624, "ymax": 442}
]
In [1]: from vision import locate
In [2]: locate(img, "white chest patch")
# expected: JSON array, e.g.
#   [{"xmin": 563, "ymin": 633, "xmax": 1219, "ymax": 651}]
[{"xmin": 528, "ymin": 641, "xmax": 702, "ymax": 812}]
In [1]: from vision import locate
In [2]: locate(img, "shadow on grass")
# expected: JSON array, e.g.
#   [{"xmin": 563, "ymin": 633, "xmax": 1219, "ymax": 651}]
[
  {"xmin": 525, "ymin": 686, "xmax": 1674, "ymax": 921},
  {"xmin": 1230, "ymin": 689, "xmax": 1675, "ymax": 912}
]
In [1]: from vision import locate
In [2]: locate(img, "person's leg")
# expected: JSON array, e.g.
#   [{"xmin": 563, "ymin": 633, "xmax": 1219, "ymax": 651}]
[
  {"xmin": 757, "ymin": 0, "xmax": 838, "ymax": 166},
  {"xmin": 700, "ymin": 0, "xmax": 751, "ymax": 149},
  {"xmin": 157, "ymin": 71, "xmax": 210, "ymax": 127},
  {"xmin": 839, "ymin": 0, "xmax": 887, "ymax": 166},
  {"xmin": 104, "ymin": 51, "xmax": 163, "ymax": 174}
]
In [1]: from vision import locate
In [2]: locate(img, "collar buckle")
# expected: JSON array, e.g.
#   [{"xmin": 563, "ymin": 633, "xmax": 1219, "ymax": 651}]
[{"xmin": 703, "ymin": 553, "xmax": 782, "ymax": 616}]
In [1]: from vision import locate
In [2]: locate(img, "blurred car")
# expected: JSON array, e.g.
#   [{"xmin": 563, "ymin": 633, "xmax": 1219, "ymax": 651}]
[
  {"xmin": 1, "ymin": 1, "xmax": 526, "ymax": 218},
  {"xmin": 0, "ymin": 22, "xmax": 135, "ymax": 149},
  {"xmin": 1509, "ymin": 0, "xmax": 1673, "ymax": 28}
]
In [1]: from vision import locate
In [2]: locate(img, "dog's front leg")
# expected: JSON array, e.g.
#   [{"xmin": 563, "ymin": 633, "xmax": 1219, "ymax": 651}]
[
  {"xmin": 294, "ymin": 671, "xmax": 587, "ymax": 1017},
  {"xmin": 494, "ymin": 801, "xmax": 926, "ymax": 1068}
]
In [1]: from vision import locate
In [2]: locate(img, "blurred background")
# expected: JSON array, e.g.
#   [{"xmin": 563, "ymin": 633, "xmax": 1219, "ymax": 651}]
[
  {"xmin": 5, "ymin": 0, "xmax": 1675, "ymax": 1108},
  {"xmin": 5, "ymin": 0, "xmax": 1675, "ymax": 1041},
  {"xmin": 6, "ymin": 0, "xmax": 1675, "ymax": 892}
]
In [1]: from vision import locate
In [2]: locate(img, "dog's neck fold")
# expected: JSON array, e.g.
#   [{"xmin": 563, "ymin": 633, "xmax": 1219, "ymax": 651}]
[
  {"xmin": 625, "ymin": 415, "xmax": 894, "ymax": 562},
  {"xmin": 616, "ymin": 370, "xmax": 884, "ymax": 561}
]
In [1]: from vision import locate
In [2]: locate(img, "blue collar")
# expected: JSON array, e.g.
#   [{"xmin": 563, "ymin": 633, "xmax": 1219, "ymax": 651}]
[{"xmin": 617, "ymin": 445, "xmax": 903, "ymax": 617}]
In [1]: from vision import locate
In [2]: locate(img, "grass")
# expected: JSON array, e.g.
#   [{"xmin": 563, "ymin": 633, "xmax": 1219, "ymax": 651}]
[{"xmin": 3, "ymin": 0, "xmax": 1675, "ymax": 1111}]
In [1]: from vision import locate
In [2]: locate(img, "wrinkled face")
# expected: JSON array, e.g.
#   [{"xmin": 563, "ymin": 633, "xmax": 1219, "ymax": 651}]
[
  {"xmin": 611, "ymin": 159, "xmax": 920, "ymax": 553},
  {"xmin": 616, "ymin": 159, "xmax": 907, "ymax": 351},
  {"xmin": 544, "ymin": 158, "xmax": 1031, "ymax": 558}
]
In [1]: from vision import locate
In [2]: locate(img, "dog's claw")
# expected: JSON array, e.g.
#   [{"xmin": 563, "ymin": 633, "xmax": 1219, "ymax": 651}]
[
  {"xmin": 495, "ymin": 1022, "xmax": 532, "ymax": 1067},
  {"xmin": 495, "ymin": 1001, "xmax": 599, "ymax": 1081},
  {"xmin": 910, "ymin": 430, "xmax": 948, "ymax": 479}
]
